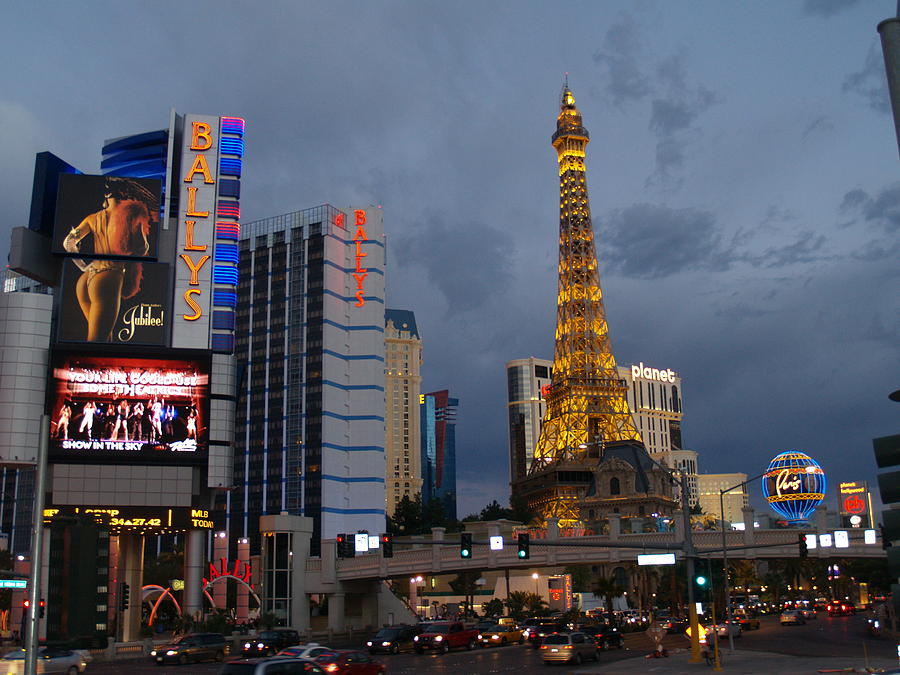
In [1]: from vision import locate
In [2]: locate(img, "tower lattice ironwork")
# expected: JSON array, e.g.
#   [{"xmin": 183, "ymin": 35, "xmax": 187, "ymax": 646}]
[{"xmin": 517, "ymin": 84, "xmax": 642, "ymax": 526}]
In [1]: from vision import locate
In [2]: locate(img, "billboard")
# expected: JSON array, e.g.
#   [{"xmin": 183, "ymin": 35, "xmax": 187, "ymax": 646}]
[
  {"xmin": 839, "ymin": 481, "xmax": 873, "ymax": 528},
  {"xmin": 52, "ymin": 174, "xmax": 160, "ymax": 259},
  {"xmin": 762, "ymin": 450, "xmax": 826, "ymax": 523},
  {"xmin": 56, "ymin": 261, "xmax": 170, "ymax": 345},
  {"xmin": 48, "ymin": 351, "xmax": 209, "ymax": 464},
  {"xmin": 43, "ymin": 505, "xmax": 214, "ymax": 534}
]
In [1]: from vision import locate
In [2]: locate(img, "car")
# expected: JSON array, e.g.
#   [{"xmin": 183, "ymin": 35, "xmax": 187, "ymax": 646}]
[
  {"xmin": 523, "ymin": 620, "xmax": 567, "ymax": 649},
  {"xmin": 580, "ymin": 623, "xmax": 625, "ymax": 649},
  {"xmin": 315, "ymin": 650, "xmax": 386, "ymax": 674},
  {"xmin": 1, "ymin": 647, "xmax": 89, "ymax": 674},
  {"xmin": 365, "ymin": 625, "xmax": 422, "ymax": 654},
  {"xmin": 243, "ymin": 628, "xmax": 302, "ymax": 656},
  {"xmin": 151, "ymin": 632, "xmax": 229, "ymax": 665},
  {"xmin": 827, "ymin": 601, "xmax": 854, "ymax": 617},
  {"xmin": 413, "ymin": 621, "xmax": 479, "ymax": 653},
  {"xmin": 218, "ymin": 657, "xmax": 325, "ymax": 674},
  {"xmin": 779, "ymin": 610, "xmax": 806, "ymax": 626},
  {"xmin": 660, "ymin": 617, "xmax": 689, "ymax": 634},
  {"xmin": 706, "ymin": 622, "xmax": 741, "ymax": 639},
  {"xmin": 539, "ymin": 632, "xmax": 600, "ymax": 665},
  {"xmin": 799, "ymin": 607, "xmax": 817, "ymax": 620},
  {"xmin": 477, "ymin": 623, "xmax": 524, "ymax": 647},
  {"xmin": 732, "ymin": 611, "xmax": 760, "ymax": 630},
  {"xmin": 277, "ymin": 644, "xmax": 336, "ymax": 660}
]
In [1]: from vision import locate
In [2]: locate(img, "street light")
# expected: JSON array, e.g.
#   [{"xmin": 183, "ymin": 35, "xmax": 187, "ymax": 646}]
[{"xmin": 532, "ymin": 572, "xmax": 540, "ymax": 597}]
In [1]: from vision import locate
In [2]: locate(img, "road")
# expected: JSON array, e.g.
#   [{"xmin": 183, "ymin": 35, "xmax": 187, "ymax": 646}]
[{"xmin": 83, "ymin": 612, "xmax": 891, "ymax": 674}]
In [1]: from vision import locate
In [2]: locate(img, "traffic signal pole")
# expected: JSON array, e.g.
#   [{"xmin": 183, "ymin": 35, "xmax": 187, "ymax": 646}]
[{"xmin": 25, "ymin": 415, "xmax": 49, "ymax": 675}]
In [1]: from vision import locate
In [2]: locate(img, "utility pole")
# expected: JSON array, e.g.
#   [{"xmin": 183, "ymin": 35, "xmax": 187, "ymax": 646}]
[{"xmin": 24, "ymin": 415, "xmax": 49, "ymax": 675}]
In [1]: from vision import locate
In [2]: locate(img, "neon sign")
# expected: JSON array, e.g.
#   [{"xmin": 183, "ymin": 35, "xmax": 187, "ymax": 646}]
[
  {"xmin": 762, "ymin": 451, "xmax": 826, "ymax": 523},
  {"xmin": 180, "ymin": 121, "xmax": 214, "ymax": 322},
  {"xmin": 203, "ymin": 558, "xmax": 252, "ymax": 587},
  {"xmin": 352, "ymin": 209, "xmax": 368, "ymax": 307}
]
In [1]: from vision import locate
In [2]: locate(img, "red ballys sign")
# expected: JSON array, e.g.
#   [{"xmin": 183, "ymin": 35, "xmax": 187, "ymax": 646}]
[
  {"xmin": 843, "ymin": 495, "xmax": 865, "ymax": 514},
  {"xmin": 203, "ymin": 558, "xmax": 252, "ymax": 587},
  {"xmin": 352, "ymin": 209, "xmax": 368, "ymax": 307}
]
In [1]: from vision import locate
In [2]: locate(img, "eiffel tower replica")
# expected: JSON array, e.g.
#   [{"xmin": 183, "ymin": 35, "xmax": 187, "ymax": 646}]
[{"xmin": 514, "ymin": 82, "xmax": 644, "ymax": 527}]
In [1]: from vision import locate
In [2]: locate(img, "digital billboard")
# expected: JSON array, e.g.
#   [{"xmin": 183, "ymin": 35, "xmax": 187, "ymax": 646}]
[
  {"xmin": 48, "ymin": 351, "xmax": 209, "ymax": 465},
  {"xmin": 839, "ymin": 481, "xmax": 872, "ymax": 528},
  {"xmin": 52, "ymin": 174, "xmax": 160, "ymax": 259},
  {"xmin": 56, "ymin": 261, "xmax": 170, "ymax": 345},
  {"xmin": 43, "ymin": 505, "xmax": 214, "ymax": 534}
]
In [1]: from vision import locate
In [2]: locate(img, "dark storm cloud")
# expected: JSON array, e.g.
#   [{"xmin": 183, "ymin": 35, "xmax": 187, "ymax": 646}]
[
  {"xmin": 840, "ymin": 183, "xmax": 900, "ymax": 233},
  {"xmin": 843, "ymin": 41, "xmax": 890, "ymax": 114},
  {"xmin": 600, "ymin": 203, "xmax": 734, "ymax": 278},
  {"xmin": 802, "ymin": 0, "xmax": 863, "ymax": 17},
  {"xmin": 393, "ymin": 215, "xmax": 516, "ymax": 314},
  {"xmin": 592, "ymin": 14, "xmax": 651, "ymax": 106}
]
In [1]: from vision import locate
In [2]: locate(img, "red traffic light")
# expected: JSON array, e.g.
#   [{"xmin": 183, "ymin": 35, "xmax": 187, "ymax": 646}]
[
  {"xmin": 23, "ymin": 600, "xmax": 30, "ymax": 609},
  {"xmin": 381, "ymin": 534, "xmax": 390, "ymax": 543}
]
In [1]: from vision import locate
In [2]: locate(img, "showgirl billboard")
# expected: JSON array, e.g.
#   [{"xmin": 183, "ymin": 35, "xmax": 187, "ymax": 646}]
[{"xmin": 48, "ymin": 351, "xmax": 209, "ymax": 464}]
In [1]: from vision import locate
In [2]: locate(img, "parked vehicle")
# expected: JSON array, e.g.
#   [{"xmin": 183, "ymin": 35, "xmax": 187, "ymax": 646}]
[
  {"xmin": 1, "ymin": 647, "xmax": 89, "ymax": 674},
  {"xmin": 477, "ymin": 623, "xmax": 524, "ymax": 647},
  {"xmin": 218, "ymin": 657, "xmax": 324, "ymax": 674},
  {"xmin": 413, "ymin": 621, "xmax": 479, "ymax": 654},
  {"xmin": 315, "ymin": 650, "xmax": 386, "ymax": 674},
  {"xmin": 366, "ymin": 625, "xmax": 422, "ymax": 654},
  {"xmin": 243, "ymin": 628, "xmax": 302, "ymax": 656},
  {"xmin": 151, "ymin": 632, "xmax": 229, "ymax": 665},
  {"xmin": 540, "ymin": 632, "xmax": 600, "ymax": 665}
]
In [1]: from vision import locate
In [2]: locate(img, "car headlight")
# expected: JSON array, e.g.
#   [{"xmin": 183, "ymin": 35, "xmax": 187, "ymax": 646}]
[
  {"xmin": 381, "ymin": 642, "xmax": 391, "ymax": 646},
  {"xmin": 477, "ymin": 634, "xmax": 482, "ymax": 640},
  {"xmin": 434, "ymin": 636, "xmax": 443, "ymax": 642},
  {"xmin": 258, "ymin": 643, "xmax": 265, "ymax": 649},
  {"xmin": 366, "ymin": 641, "xmax": 372, "ymax": 647},
  {"xmin": 150, "ymin": 650, "xmax": 157, "ymax": 656},
  {"xmin": 491, "ymin": 635, "xmax": 499, "ymax": 640},
  {"xmin": 166, "ymin": 650, "xmax": 177, "ymax": 656},
  {"xmin": 413, "ymin": 636, "xmax": 419, "ymax": 641},
  {"xmin": 244, "ymin": 643, "xmax": 251, "ymax": 649}
]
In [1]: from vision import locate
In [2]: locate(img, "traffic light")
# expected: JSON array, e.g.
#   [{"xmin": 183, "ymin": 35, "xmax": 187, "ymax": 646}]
[
  {"xmin": 336, "ymin": 533, "xmax": 347, "ymax": 558},
  {"xmin": 38, "ymin": 599, "xmax": 45, "ymax": 619},
  {"xmin": 693, "ymin": 574, "xmax": 709, "ymax": 602},
  {"xmin": 517, "ymin": 533, "xmax": 530, "ymax": 559},
  {"xmin": 381, "ymin": 533, "xmax": 393, "ymax": 558},
  {"xmin": 460, "ymin": 533, "xmax": 472, "ymax": 559},
  {"xmin": 799, "ymin": 533, "xmax": 808, "ymax": 558},
  {"xmin": 22, "ymin": 599, "xmax": 30, "ymax": 612},
  {"xmin": 120, "ymin": 583, "xmax": 130, "ymax": 611}
]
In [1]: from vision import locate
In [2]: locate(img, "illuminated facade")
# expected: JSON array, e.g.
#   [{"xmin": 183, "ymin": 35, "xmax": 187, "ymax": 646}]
[
  {"xmin": 384, "ymin": 310, "xmax": 423, "ymax": 516},
  {"xmin": 231, "ymin": 205, "xmax": 386, "ymax": 556},
  {"xmin": 513, "ymin": 85, "xmax": 643, "ymax": 524},
  {"xmin": 506, "ymin": 357, "xmax": 552, "ymax": 485},
  {"xmin": 420, "ymin": 390, "xmax": 458, "ymax": 519},
  {"xmin": 697, "ymin": 473, "xmax": 749, "ymax": 524}
]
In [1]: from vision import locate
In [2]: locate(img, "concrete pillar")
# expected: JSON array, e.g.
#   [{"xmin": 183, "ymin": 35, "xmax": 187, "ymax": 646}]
[
  {"xmin": 607, "ymin": 514, "xmax": 621, "ymax": 541},
  {"xmin": 742, "ymin": 506, "xmax": 756, "ymax": 548},
  {"xmin": 212, "ymin": 531, "xmax": 228, "ymax": 610},
  {"xmin": 328, "ymin": 593, "xmax": 346, "ymax": 632},
  {"xmin": 814, "ymin": 504, "xmax": 828, "ymax": 534},
  {"xmin": 546, "ymin": 518, "xmax": 559, "ymax": 539},
  {"xmin": 236, "ymin": 537, "xmax": 250, "ymax": 623},
  {"xmin": 184, "ymin": 529, "xmax": 206, "ymax": 620},
  {"xmin": 119, "ymin": 533, "xmax": 144, "ymax": 642},
  {"xmin": 487, "ymin": 523, "xmax": 499, "ymax": 568}
]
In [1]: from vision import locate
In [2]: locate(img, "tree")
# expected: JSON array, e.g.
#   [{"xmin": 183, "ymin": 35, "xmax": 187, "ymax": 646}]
[
  {"xmin": 449, "ymin": 570, "xmax": 482, "ymax": 617},
  {"xmin": 389, "ymin": 494, "xmax": 423, "ymax": 535},
  {"xmin": 689, "ymin": 503, "xmax": 704, "ymax": 515},
  {"xmin": 592, "ymin": 576, "xmax": 626, "ymax": 611},
  {"xmin": 482, "ymin": 598, "xmax": 504, "ymax": 618},
  {"xmin": 505, "ymin": 591, "xmax": 531, "ymax": 620},
  {"xmin": 525, "ymin": 592, "xmax": 549, "ymax": 617},
  {"xmin": 564, "ymin": 565, "xmax": 592, "ymax": 593},
  {"xmin": 479, "ymin": 500, "xmax": 507, "ymax": 521}
]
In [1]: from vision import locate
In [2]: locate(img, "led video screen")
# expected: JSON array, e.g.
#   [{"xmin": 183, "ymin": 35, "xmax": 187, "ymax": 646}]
[
  {"xmin": 49, "ymin": 351, "xmax": 209, "ymax": 465},
  {"xmin": 52, "ymin": 174, "xmax": 160, "ymax": 259}
]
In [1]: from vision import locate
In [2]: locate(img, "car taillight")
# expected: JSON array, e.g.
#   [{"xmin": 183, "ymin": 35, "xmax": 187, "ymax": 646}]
[
  {"xmin": 324, "ymin": 666, "xmax": 339, "ymax": 674},
  {"xmin": 541, "ymin": 645, "xmax": 548, "ymax": 649}
]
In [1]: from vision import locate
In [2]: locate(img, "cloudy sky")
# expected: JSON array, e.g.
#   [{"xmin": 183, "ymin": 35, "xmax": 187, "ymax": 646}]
[{"xmin": 2, "ymin": 1, "xmax": 897, "ymax": 518}]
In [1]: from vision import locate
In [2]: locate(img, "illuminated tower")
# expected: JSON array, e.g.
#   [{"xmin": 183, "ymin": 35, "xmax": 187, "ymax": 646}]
[{"xmin": 514, "ymin": 83, "xmax": 642, "ymax": 525}]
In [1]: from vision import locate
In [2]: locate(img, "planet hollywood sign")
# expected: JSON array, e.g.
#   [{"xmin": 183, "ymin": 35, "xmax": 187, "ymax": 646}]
[{"xmin": 631, "ymin": 362, "xmax": 677, "ymax": 383}]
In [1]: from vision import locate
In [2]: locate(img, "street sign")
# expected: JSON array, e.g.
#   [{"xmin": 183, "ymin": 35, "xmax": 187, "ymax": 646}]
[
  {"xmin": 638, "ymin": 553, "xmax": 676, "ymax": 566},
  {"xmin": 354, "ymin": 533, "xmax": 370, "ymax": 554},
  {"xmin": 834, "ymin": 531, "xmax": 850, "ymax": 548},
  {"xmin": 489, "ymin": 535, "xmax": 504, "ymax": 551},
  {"xmin": 0, "ymin": 580, "xmax": 26, "ymax": 589}
]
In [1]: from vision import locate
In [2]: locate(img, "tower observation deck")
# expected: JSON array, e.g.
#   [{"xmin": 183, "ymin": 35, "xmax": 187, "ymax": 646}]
[{"xmin": 513, "ymin": 84, "xmax": 643, "ymax": 526}]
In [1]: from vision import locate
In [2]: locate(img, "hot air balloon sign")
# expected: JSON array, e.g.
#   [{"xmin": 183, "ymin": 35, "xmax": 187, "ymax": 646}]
[{"xmin": 762, "ymin": 451, "xmax": 826, "ymax": 524}]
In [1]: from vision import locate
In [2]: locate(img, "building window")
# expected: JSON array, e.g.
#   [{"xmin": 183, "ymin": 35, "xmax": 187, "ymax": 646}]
[{"xmin": 610, "ymin": 477, "xmax": 620, "ymax": 495}]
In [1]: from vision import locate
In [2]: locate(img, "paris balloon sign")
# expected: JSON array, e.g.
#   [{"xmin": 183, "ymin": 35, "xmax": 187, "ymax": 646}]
[{"xmin": 762, "ymin": 451, "xmax": 826, "ymax": 524}]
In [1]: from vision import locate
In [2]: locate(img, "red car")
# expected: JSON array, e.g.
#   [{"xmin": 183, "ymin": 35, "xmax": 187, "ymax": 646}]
[{"xmin": 316, "ymin": 650, "xmax": 385, "ymax": 674}]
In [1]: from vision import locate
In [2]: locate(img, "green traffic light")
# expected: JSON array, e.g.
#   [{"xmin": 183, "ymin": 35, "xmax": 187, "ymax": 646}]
[
  {"xmin": 461, "ymin": 549, "xmax": 470, "ymax": 558},
  {"xmin": 518, "ymin": 550, "xmax": 526, "ymax": 558},
  {"xmin": 696, "ymin": 575, "xmax": 707, "ymax": 586}
]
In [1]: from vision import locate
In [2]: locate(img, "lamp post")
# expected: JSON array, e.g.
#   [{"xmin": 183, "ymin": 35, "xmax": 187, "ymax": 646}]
[{"xmin": 532, "ymin": 572, "xmax": 540, "ymax": 598}]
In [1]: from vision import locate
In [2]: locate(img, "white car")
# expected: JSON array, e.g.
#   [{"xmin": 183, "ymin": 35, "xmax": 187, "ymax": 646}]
[
  {"xmin": 275, "ymin": 643, "xmax": 335, "ymax": 660},
  {"xmin": 780, "ymin": 609, "xmax": 806, "ymax": 625},
  {"xmin": 1, "ymin": 647, "xmax": 89, "ymax": 673},
  {"xmin": 705, "ymin": 622, "xmax": 741, "ymax": 639}
]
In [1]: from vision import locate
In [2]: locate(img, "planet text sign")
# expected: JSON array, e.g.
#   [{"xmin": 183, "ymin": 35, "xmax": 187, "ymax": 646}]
[{"xmin": 839, "ymin": 481, "xmax": 872, "ymax": 528}]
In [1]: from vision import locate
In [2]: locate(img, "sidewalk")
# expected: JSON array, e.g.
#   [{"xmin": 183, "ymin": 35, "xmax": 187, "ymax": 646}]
[{"xmin": 575, "ymin": 648, "xmax": 900, "ymax": 674}]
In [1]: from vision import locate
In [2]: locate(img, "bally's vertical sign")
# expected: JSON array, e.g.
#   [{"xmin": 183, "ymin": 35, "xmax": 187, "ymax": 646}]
[{"xmin": 173, "ymin": 116, "xmax": 218, "ymax": 349}]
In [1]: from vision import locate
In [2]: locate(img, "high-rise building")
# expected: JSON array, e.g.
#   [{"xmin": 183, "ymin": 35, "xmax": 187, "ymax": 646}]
[
  {"xmin": 385, "ymin": 309, "xmax": 423, "ymax": 516},
  {"xmin": 665, "ymin": 449, "xmax": 700, "ymax": 507},
  {"xmin": 506, "ymin": 357, "xmax": 552, "ymax": 486},
  {"xmin": 420, "ymin": 390, "xmax": 458, "ymax": 520},
  {"xmin": 511, "ymin": 85, "xmax": 645, "ymax": 525},
  {"xmin": 618, "ymin": 363, "xmax": 683, "ymax": 456},
  {"xmin": 231, "ymin": 205, "xmax": 386, "ymax": 556},
  {"xmin": 697, "ymin": 473, "xmax": 749, "ymax": 524}
]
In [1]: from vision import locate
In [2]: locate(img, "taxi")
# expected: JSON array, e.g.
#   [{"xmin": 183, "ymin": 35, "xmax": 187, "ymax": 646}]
[{"xmin": 477, "ymin": 623, "xmax": 525, "ymax": 647}]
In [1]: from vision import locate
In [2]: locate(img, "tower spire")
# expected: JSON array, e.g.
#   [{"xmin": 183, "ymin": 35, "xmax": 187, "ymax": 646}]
[{"xmin": 514, "ymin": 81, "xmax": 642, "ymax": 526}]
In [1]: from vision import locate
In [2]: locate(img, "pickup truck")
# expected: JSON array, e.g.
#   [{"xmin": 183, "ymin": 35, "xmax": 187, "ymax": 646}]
[{"xmin": 413, "ymin": 621, "xmax": 480, "ymax": 654}]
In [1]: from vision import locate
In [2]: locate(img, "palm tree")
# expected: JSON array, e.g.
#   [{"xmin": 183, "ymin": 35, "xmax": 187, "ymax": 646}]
[{"xmin": 592, "ymin": 576, "xmax": 626, "ymax": 612}]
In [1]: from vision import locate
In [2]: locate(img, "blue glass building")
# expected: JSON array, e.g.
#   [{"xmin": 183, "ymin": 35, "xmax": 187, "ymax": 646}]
[{"xmin": 420, "ymin": 390, "xmax": 458, "ymax": 520}]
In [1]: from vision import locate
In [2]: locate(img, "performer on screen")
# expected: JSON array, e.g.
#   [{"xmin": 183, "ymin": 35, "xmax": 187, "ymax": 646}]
[
  {"xmin": 55, "ymin": 402, "xmax": 72, "ymax": 440},
  {"xmin": 150, "ymin": 398, "xmax": 163, "ymax": 441},
  {"xmin": 129, "ymin": 402, "xmax": 144, "ymax": 441},
  {"xmin": 78, "ymin": 400, "xmax": 96, "ymax": 439},
  {"xmin": 186, "ymin": 406, "xmax": 198, "ymax": 440},
  {"xmin": 63, "ymin": 177, "xmax": 156, "ymax": 342},
  {"xmin": 111, "ymin": 399, "xmax": 130, "ymax": 441}
]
